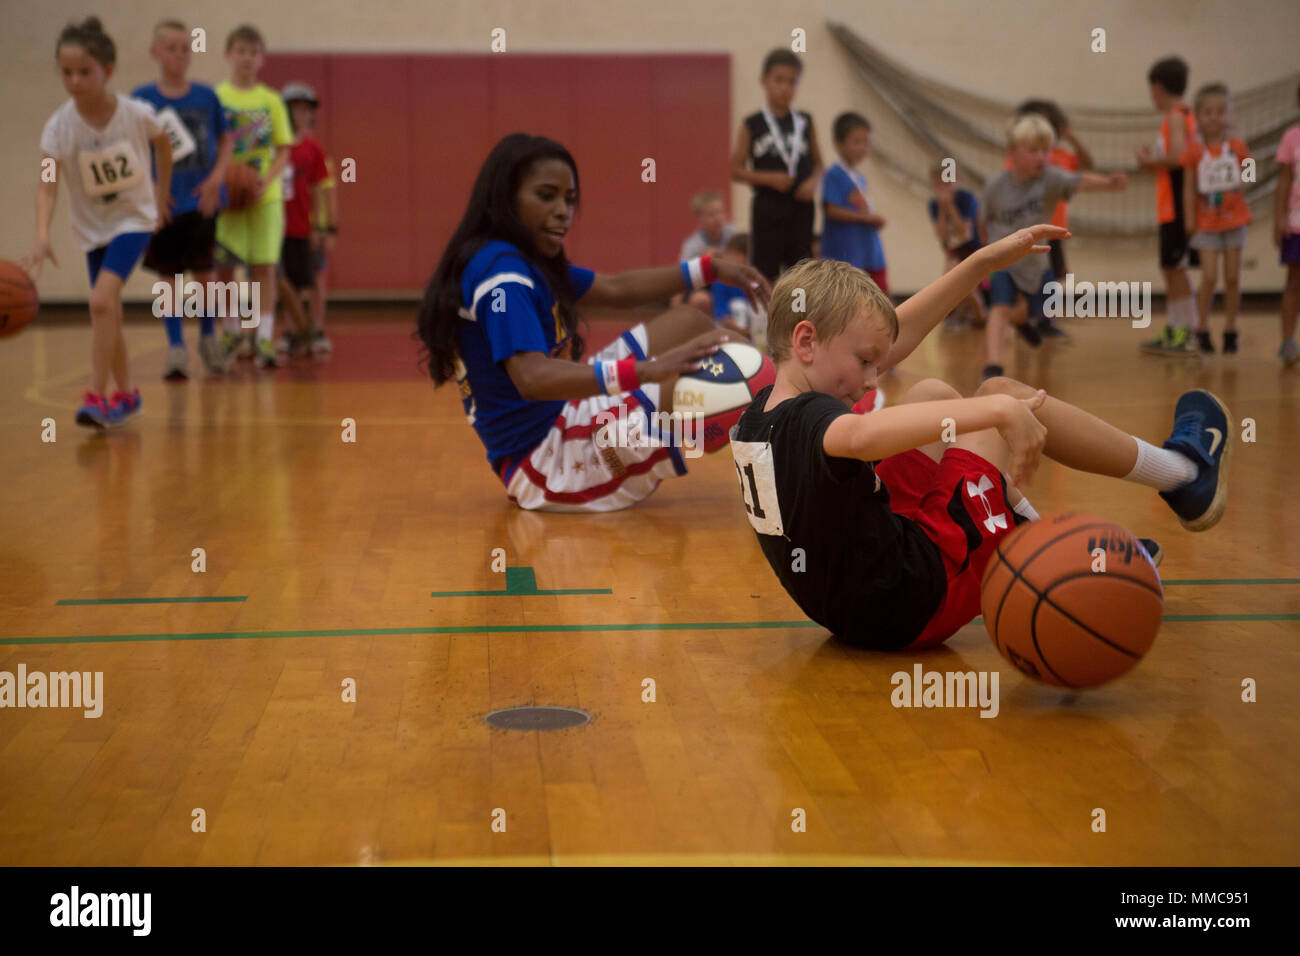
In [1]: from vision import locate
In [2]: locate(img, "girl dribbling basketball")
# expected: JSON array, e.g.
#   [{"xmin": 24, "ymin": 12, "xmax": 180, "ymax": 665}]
[
  {"xmin": 19, "ymin": 18, "xmax": 172, "ymax": 429},
  {"xmin": 417, "ymin": 133, "xmax": 771, "ymax": 512}
]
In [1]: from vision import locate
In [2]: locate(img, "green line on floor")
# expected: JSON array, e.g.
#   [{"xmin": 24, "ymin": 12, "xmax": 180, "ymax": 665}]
[
  {"xmin": 430, "ymin": 566, "xmax": 611, "ymax": 597},
  {"xmin": 1, "ymin": 614, "xmax": 1295, "ymax": 646},
  {"xmin": 55, "ymin": 596, "xmax": 249, "ymax": 606},
  {"xmin": 1161, "ymin": 578, "xmax": 1300, "ymax": 586}
]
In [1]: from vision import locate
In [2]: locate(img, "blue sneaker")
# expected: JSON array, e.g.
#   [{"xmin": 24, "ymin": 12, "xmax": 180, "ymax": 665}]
[
  {"xmin": 75, "ymin": 391, "xmax": 117, "ymax": 430},
  {"xmin": 1157, "ymin": 389, "xmax": 1232, "ymax": 532},
  {"xmin": 109, "ymin": 388, "xmax": 143, "ymax": 424}
]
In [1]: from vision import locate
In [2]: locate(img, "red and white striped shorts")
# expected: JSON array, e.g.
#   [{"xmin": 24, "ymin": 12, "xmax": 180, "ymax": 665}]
[{"xmin": 500, "ymin": 325, "xmax": 688, "ymax": 512}]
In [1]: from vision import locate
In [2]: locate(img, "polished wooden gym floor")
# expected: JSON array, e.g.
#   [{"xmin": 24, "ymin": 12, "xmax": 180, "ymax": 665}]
[{"xmin": 1, "ymin": 303, "xmax": 1296, "ymax": 865}]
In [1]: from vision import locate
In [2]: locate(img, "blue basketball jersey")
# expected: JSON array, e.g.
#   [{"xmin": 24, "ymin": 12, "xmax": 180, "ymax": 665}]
[
  {"xmin": 131, "ymin": 82, "xmax": 228, "ymax": 216},
  {"xmin": 456, "ymin": 240, "xmax": 595, "ymax": 468}
]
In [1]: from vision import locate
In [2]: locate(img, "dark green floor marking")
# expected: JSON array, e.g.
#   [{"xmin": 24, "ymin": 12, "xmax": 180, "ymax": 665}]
[
  {"xmin": 1161, "ymin": 579, "xmax": 1300, "ymax": 586},
  {"xmin": 2, "ymin": 613, "xmax": 1295, "ymax": 646},
  {"xmin": 429, "ymin": 566, "xmax": 611, "ymax": 597},
  {"xmin": 56, "ymin": 596, "xmax": 248, "ymax": 606}
]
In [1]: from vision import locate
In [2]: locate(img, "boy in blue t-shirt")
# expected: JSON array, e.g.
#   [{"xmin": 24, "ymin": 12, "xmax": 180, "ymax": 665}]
[
  {"xmin": 927, "ymin": 162, "xmax": 986, "ymax": 327},
  {"xmin": 133, "ymin": 19, "xmax": 233, "ymax": 379},
  {"xmin": 709, "ymin": 233, "xmax": 756, "ymax": 336},
  {"xmin": 820, "ymin": 112, "xmax": 887, "ymax": 291}
]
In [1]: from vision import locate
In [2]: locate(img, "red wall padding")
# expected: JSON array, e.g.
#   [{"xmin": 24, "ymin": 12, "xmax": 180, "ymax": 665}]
[{"xmin": 259, "ymin": 54, "xmax": 732, "ymax": 293}]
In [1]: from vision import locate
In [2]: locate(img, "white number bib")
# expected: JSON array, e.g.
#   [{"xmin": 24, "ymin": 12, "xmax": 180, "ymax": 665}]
[
  {"xmin": 154, "ymin": 107, "xmax": 196, "ymax": 163},
  {"xmin": 77, "ymin": 141, "xmax": 147, "ymax": 199},
  {"xmin": 730, "ymin": 439, "xmax": 785, "ymax": 536},
  {"xmin": 1198, "ymin": 150, "xmax": 1241, "ymax": 193}
]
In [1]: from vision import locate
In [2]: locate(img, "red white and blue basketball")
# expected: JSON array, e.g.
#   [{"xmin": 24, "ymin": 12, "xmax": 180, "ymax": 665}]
[{"xmin": 673, "ymin": 342, "xmax": 776, "ymax": 453}]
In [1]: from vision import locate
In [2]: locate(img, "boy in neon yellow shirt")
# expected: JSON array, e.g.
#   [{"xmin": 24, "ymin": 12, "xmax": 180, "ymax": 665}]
[{"xmin": 214, "ymin": 24, "xmax": 292, "ymax": 367}]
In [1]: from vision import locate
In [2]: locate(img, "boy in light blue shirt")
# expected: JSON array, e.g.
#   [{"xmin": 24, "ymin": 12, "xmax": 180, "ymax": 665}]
[{"xmin": 820, "ymin": 112, "xmax": 887, "ymax": 292}]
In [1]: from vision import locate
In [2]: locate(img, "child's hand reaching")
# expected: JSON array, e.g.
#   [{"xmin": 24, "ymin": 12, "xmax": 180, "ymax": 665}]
[
  {"xmin": 979, "ymin": 224, "xmax": 1069, "ymax": 274},
  {"xmin": 640, "ymin": 328, "xmax": 730, "ymax": 384},
  {"xmin": 997, "ymin": 390, "xmax": 1048, "ymax": 487}
]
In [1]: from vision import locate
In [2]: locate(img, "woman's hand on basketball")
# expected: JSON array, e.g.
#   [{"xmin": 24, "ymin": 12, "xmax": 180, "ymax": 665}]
[
  {"xmin": 712, "ymin": 259, "xmax": 772, "ymax": 311},
  {"xmin": 18, "ymin": 240, "xmax": 58, "ymax": 280},
  {"xmin": 640, "ymin": 328, "xmax": 730, "ymax": 383},
  {"xmin": 980, "ymin": 225, "xmax": 1069, "ymax": 273},
  {"xmin": 998, "ymin": 390, "xmax": 1048, "ymax": 487}
]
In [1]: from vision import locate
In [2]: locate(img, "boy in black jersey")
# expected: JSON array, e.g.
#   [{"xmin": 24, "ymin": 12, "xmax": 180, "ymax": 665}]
[
  {"xmin": 731, "ymin": 49, "xmax": 823, "ymax": 281},
  {"xmin": 731, "ymin": 225, "xmax": 1232, "ymax": 650}
]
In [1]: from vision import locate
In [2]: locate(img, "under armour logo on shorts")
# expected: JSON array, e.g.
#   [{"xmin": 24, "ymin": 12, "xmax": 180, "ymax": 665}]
[{"xmin": 965, "ymin": 474, "xmax": 1008, "ymax": 534}]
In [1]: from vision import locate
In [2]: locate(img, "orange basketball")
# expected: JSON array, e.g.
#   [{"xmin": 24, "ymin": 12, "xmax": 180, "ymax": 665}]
[
  {"xmin": 980, "ymin": 512, "xmax": 1163, "ymax": 688},
  {"xmin": 0, "ymin": 259, "xmax": 39, "ymax": 338},
  {"xmin": 224, "ymin": 162, "xmax": 262, "ymax": 211}
]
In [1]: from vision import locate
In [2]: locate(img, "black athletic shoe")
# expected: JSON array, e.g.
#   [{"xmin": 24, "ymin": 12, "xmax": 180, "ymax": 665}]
[
  {"xmin": 1137, "ymin": 537, "xmax": 1164, "ymax": 569},
  {"xmin": 1014, "ymin": 321, "xmax": 1043, "ymax": 347},
  {"xmin": 1222, "ymin": 331, "xmax": 1238, "ymax": 354},
  {"xmin": 1196, "ymin": 330, "xmax": 1215, "ymax": 354},
  {"xmin": 981, "ymin": 364, "xmax": 1004, "ymax": 381},
  {"xmin": 1036, "ymin": 318, "xmax": 1070, "ymax": 340}
]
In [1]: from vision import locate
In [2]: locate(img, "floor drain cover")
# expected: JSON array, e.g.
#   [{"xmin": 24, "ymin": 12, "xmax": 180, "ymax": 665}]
[{"xmin": 484, "ymin": 705, "xmax": 591, "ymax": 731}]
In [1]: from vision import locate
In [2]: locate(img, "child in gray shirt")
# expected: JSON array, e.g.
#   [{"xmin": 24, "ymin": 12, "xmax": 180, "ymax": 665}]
[{"xmin": 981, "ymin": 113, "xmax": 1126, "ymax": 380}]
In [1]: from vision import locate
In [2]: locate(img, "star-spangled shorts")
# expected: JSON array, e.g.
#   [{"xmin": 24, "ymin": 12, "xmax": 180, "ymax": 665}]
[
  {"xmin": 874, "ymin": 446, "xmax": 1020, "ymax": 649},
  {"xmin": 498, "ymin": 324, "xmax": 688, "ymax": 513}
]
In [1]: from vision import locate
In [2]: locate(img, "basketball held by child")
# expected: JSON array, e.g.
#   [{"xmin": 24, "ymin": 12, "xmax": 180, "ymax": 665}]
[
  {"xmin": 0, "ymin": 260, "xmax": 39, "ymax": 338},
  {"xmin": 673, "ymin": 341, "xmax": 776, "ymax": 452},
  {"xmin": 223, "ymin": 162, "xmax": 261, "ymax": 210},
  {"xmin": 980, "ymin": 512, "xmax": 1164, "ymax": 688}
]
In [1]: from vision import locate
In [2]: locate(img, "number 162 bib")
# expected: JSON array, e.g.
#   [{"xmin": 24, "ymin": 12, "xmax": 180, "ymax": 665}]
[{"xmin": 77, "ymin": 141, "xmax": 147, "ymax": 199}]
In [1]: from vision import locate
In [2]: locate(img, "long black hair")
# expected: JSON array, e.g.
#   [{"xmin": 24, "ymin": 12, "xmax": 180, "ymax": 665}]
[{"xmin": 417, "ymin": 133, "xmax": 583, "ymax": 386}]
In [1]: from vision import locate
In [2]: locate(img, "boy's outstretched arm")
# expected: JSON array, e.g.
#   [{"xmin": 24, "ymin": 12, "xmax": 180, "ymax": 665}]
[
  {"xmin": 822, "ymin": 390, "xmax": 1048, "ymax": 486},
  {"xmin": 1077, "ymin": 171, "xmax": 1126, "ymax": 192},
  {"xmin": 881, "ymin": 224, "xmax": 1067, "ymax": 372}
]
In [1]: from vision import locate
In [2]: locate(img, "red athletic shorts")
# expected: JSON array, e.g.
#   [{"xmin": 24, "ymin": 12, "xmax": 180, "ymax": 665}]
[{"xmin": 874, "ymin": 447, "xmax": 1019, "ymax": 650}]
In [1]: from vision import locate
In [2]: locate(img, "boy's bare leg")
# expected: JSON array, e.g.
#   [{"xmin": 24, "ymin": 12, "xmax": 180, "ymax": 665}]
[
  {"xmin": 1222, "ymin": 248, "xmax": 1241, "ymax": 332},
  {"xmin": 1196, "ymin": 248, "xmax": 1220, "ymax": 333},
  {"xmin": 983, "ymin": 297, "xmax": 1026, "ymax": 369},
  {"xmin": 977, "ymin": 375, "xmax": 1138, "ymax": 476},
  {"xmin": 1284, "ymin": 265, "xmax": 1300, "ymax": 344}
]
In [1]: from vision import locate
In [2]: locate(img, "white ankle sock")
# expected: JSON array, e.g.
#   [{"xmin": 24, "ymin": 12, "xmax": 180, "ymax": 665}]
[
  {"xmin": 1125, "ymin": 437, "xmax": 1198, "ymax": 491},
  {"xmin": 1168, "ymin": 296, "xmax": 1197, "ymax": 330},
  {"xmin": 1012, "ymin": 497, "xmax": 1040, "ymax": 521}
]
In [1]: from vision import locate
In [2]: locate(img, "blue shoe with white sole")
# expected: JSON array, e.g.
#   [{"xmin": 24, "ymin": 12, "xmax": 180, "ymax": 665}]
[{"xmin": 1157, "ymin": 389, "xmax": 1232, "ymax": 532}]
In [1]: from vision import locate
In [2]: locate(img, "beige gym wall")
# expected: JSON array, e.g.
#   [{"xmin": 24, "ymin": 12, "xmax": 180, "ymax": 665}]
[{"xmin": 1, "ymin": 0, "xmax": 1293, "ymax": 301}]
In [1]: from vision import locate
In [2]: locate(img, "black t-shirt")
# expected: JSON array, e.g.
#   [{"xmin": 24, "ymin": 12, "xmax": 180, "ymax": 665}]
[
  {"xmin": 744, "ymin": 109, "xmax": 814, "ymax": 208},
  {"xmin": 732, "ymin": 386, "xmax": 946, "ymax": 649}
]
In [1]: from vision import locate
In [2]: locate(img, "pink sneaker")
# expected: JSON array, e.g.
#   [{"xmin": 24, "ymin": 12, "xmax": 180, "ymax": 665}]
[
  {"xmin": 75, "ymin": 391, "xmax": 116, "ymax": 429},
  {"xmin": 108, "ymin": 388, "xmax": 143, "ymax": 422}
]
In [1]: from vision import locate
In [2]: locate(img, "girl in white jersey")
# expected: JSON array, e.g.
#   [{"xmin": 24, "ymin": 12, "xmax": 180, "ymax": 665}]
[{"xmin": 19, "ymin": 18, "xmax": 172, "ymax": 429}]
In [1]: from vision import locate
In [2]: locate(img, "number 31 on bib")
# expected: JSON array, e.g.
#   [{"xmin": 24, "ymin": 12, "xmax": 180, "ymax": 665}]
[{"xmin": 730, "ymin": 439, "xmax": 784, "ymax": 536}]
